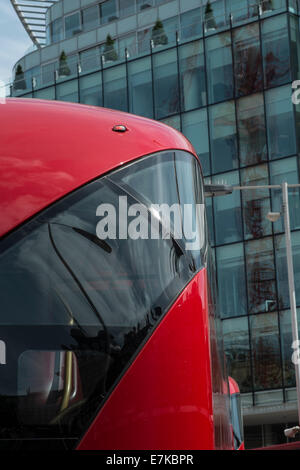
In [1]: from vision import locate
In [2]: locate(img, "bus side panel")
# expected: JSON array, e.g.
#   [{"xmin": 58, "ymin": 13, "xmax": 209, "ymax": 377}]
[
  {"xmin": 77, "ymin": 269, "xmax": 214, "ymax": 450},
  {"xmin": 207, "ymin": 250, "xmax": 233, "ymax": 450}
]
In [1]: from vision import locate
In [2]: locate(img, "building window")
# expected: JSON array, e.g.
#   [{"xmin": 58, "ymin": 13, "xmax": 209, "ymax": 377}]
[
  {"xmin": 82, "ymin": 5, "xmax": 100, "ymax": 32},
  {"xmin": 101, "ymin": 0, "xmax": 118, "ymax": 24},
  {"xmin": 237, "ymin": 93, "xmax": 267, "ymax": 167},
  {"xmin": 179, "ymin": 41, "xmax": 206, "ymax": 112},
  {"xmin": 217, "ymin": 244, "xmax": 247, "ymax": 318},
  {"xmin": 56, "ymin": 79, "xmax": 78, "ymax": 102},
  {"xmin": 65, "ymin": 12, "xmax": 82, "ymax": 39},
  {"xmin": 119, "ymin": 0, "xmax": 135, "ymax": 17},
  {"xmin": 182, "ymin": 109, "xmax": 210, "ymax": 176},
  {"xmin": 206, "ymin": 32, "xmax": 234, "ymax": 104},
  {"xmin": 280, "ymin": 309, "xmax": 300, "ymax": 388},
  {"xmin": 275, "ymin": 231, "xmax": 300, "ymax": 310},
  {"xmin": 223, "ymin": 317, "xmax": 252, "ymax": 392},
  {"xmin": 128, "ymin": 57, "xmax": 154, "ymax": 118},
  {"xmin": 118, "ymin": 33, "xmax": 137, "ymax": 60},
  {"xmin": 103, "ymin": 64, "xmax": 128, "ymax": 112},
  {"xmin": 209, "ymin": 101, "xmax": 238, "ymax": 173},
  {"xmin": 180, "ymin": 8, "xmax": 202, "ymax": 41},
  {"xmin": 250, "ymin": 313, "xmax": 282, "ymax": 391},
  {"xmin": 137, "ymin": 0, "xmax": 154, "ymax": 12},
  {"xmin": 227, "ymin": 0, "xmax": 251, "ymax": 24},
  {"xmin": 245, "ymin": 237, "xmax": 277, "ymax": 314},
  {"xmin": 265, "ymin": 85, "xmax": 297, "ymax": 159},
  {"xmin": 50, "ymin": 18, "xmax": 63, "ymax": 43},
  {"xmin": 270, "ymin": 157, "xmax": 300, "ymax": 233},
  {"xmin": 42, "ymin": 62, "xmax": 57, "ymax": 85},
  {"xmin": 153, "ymin": 49, "xmax": 180, "ymax": 119},
  {"xmin": 79, "ymin": 72, "xmax": 102, "ymax": 107},
  {"xmin": 212, "ymin": 171, "xmax": 243, "ymax": 245},
  {"xmin": 233, "ymin": 23, "xmax": 263, "ymax": 97},
  {"xmin": 80, "ymin": 47, "xmax": 101, "ymax": 74},
  {"xmin": 241, "ymin": 164, "xmax": 272, "ymax": 240},
  {"xmin": 262, "ymin": 15, "xmax": 291, "ymax": 88}
]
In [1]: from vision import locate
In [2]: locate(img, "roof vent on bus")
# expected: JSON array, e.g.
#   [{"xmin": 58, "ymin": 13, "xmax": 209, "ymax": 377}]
[{"xmin": 112, "ymin": 125, "xmax": 128, "ymax": 133}]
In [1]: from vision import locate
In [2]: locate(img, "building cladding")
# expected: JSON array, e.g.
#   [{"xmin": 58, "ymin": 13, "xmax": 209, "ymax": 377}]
[{"xmin": 8, "ymin": 0, "xmax": 300, "ymax": 448}]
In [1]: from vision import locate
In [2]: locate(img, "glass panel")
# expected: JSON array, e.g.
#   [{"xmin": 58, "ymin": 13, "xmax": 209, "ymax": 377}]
[
  {"xmin": 204, "ymin": 0, "xmax": 227, "ymax": 32},
  {"xmin": 237, "ymin": 93, "xmax": 267, "ymax": 167},
  {"xmin": 137, "ymin": 0, "xmax": 154, "ymax": 11},
  {"xmin": 79, "ymin": 72, "xmax": 102, "ymax": 106},
  {"xmin": 57, "ymin": 54, "xmax": 78, "ymax": 79},
  {"xmin": 280, "ymin": 309, "xmax": 300, "ymax": 388},
  {"xmin": 119, "ymin": 0, "xmax": 135, "ymax": 17},
  {"xmin": 65, "ymin": 12, "xmax": 81, "ymax": 39},
  {"xmin": 265, "ymin": 85, "xmax": 297, "ymax": 159},
  {"xmin": 80, "ymin": 47, "xmax": 101, "ymax": 74},
  {"xmin": 179, "ymin": 41, "xmax": 206, "ymax": 112},
  {"xmin": 56, "ymin": 80, "xmax": 78, "ymax": 103},
  {"xmin": 103, "ymin": 64, "xmax": 128, "ymax": 111},
  {"xmin": 241, "ymin": 164, "xmax": 272, "ymax": 240},
  {"xmin": 51, "ymin": 18, "xmax": 63, "ymax": 43},
  {"xmin": 245, "ymin": 237, "xmax": 277, "ymax": 314},
  {"xmin": 212, "ymin": 171, "xmax": 243, "ymax": 245},
  {"xmin": 180, "ymin": 8, "xmax": 202, "ymax": 41},
  {"xmin": 262, "ymin": 15, "xmax": 290, "ymax": 88},
  {"xmin": 82, "ymin": 5, "xmax": 100, "ymax": 31},
  {"xmin": 160, "ymin": 115, "xmax": 181, "ymax": 130},
  {"xmin": 137, "ymin": 27, "xmax": 152, "ymax": 55},
  {"xmin": 42, "ymin": 62, "xmax": 57, "ymax": 86},
  {"xmin": 270, "ymin": 157, "xmax": 300, "ymax": 233},
  {"xmin": 233, "ymin": 23, "xmax": 263, "ymax": 97},
  {"xmin": 217, "ymin": 243, "xmax": 247, "ymax": 318},
  {"xmin": 209, "ymin": 101, "xmax": 238, "ymax": 173},
  {"xmin": 250, "ymin": 313, "xmax": 282, "ymax": 390},
  {"xmin": 128, "ymin": 57, "xmax": 153, "ymax": 118},
  {"xmin": 206, "ymin": 32, "xmax": 234, "ymax": 104},
  {"xmin": 101, "ymin": 0, "xmax": 118, "ymax": 23},
  {"xmin": 182, "ymin": 109, "xmax": 210, "ymax": 175},
  {"xmin": 275, "ymin": 232, "xmax": 300, "ymax": 310},
  {"xmin": 119, "ymin": 33, "xmax": 137, "ymax": 59},
  {"xmin": 290, "ymin": 15, "xmax": 300, "ymax": 81},
  {"xmin": 102, "ymin": 36, "xmax": 119, "ymax": 64},
  {"xmin": 153, "ymin": 49, "xmax": 180, "ymax": 119},
  {"xmin": 110, "ymin": 151, "xmax": 205, "ymax": 267},
  {"xmin": 227, "ymin": 0, "xmax": 253, "ymax": 23},
  {"xmin": 160, "ymin": 16, "xmax": 179, "ymax": 47},
  {"xmin": 34, "ymin": 87, "xmax": 55, "ymax": 100},
  {"xmin": 223, "ymin": 317, "xmax": 252, "ymax": 392}
]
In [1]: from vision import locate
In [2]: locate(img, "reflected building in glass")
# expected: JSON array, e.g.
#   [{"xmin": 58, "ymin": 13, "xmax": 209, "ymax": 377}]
[{"xmin": 8, "ymin": 0, "xmax": 300, "ymax": 448}]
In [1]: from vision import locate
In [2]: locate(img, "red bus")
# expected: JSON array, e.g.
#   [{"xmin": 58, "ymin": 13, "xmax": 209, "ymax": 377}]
[{"xmin": 0, "ymin": 98, "xmax": 241, "ymax": 450}]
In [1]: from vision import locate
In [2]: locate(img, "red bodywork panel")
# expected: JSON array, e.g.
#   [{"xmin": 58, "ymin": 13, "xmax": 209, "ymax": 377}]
[
  {"xmin": 78, "ymin": 269, "xmax": 215, "ymax": 450},
  {"xmin": 0, "ymin": 99, "xmax": 195, "ymax": 238}
]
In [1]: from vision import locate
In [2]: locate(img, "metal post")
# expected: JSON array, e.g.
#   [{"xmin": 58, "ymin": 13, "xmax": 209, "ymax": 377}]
[{"xmin": 282, "ymin": 181, "xmax": 300, "ymax": 425}]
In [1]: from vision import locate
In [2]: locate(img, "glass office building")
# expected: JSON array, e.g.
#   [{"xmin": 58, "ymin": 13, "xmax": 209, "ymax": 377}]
[{"xmin": 8, "ymin": 0, "xmax": 300, "ymax": 448}]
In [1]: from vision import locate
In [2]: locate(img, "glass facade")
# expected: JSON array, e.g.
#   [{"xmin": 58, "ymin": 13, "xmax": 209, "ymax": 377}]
[{"xmin": 10, "ymin": 0, "xmax": 300, "ymax": 447}]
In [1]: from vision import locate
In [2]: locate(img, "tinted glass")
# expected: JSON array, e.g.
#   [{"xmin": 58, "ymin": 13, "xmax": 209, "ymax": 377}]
[{"xmin": 0, "ymin": 151, "xmax": 205, "ymax": 448}]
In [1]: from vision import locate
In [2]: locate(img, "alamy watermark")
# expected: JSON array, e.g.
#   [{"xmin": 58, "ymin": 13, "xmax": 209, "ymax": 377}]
[
  {"xmin": 292, "ymin": 81, "xmax": 300, "ymax": 105},
  {"xmin": 95, "ymin": 197, "xmax": 205, "ymax": 251}
]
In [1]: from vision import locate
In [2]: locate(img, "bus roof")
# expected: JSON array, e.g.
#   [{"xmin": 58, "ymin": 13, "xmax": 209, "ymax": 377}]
[{"xmin": 0, "ymin": 99, "xmax": 196, "ymax": 238}]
